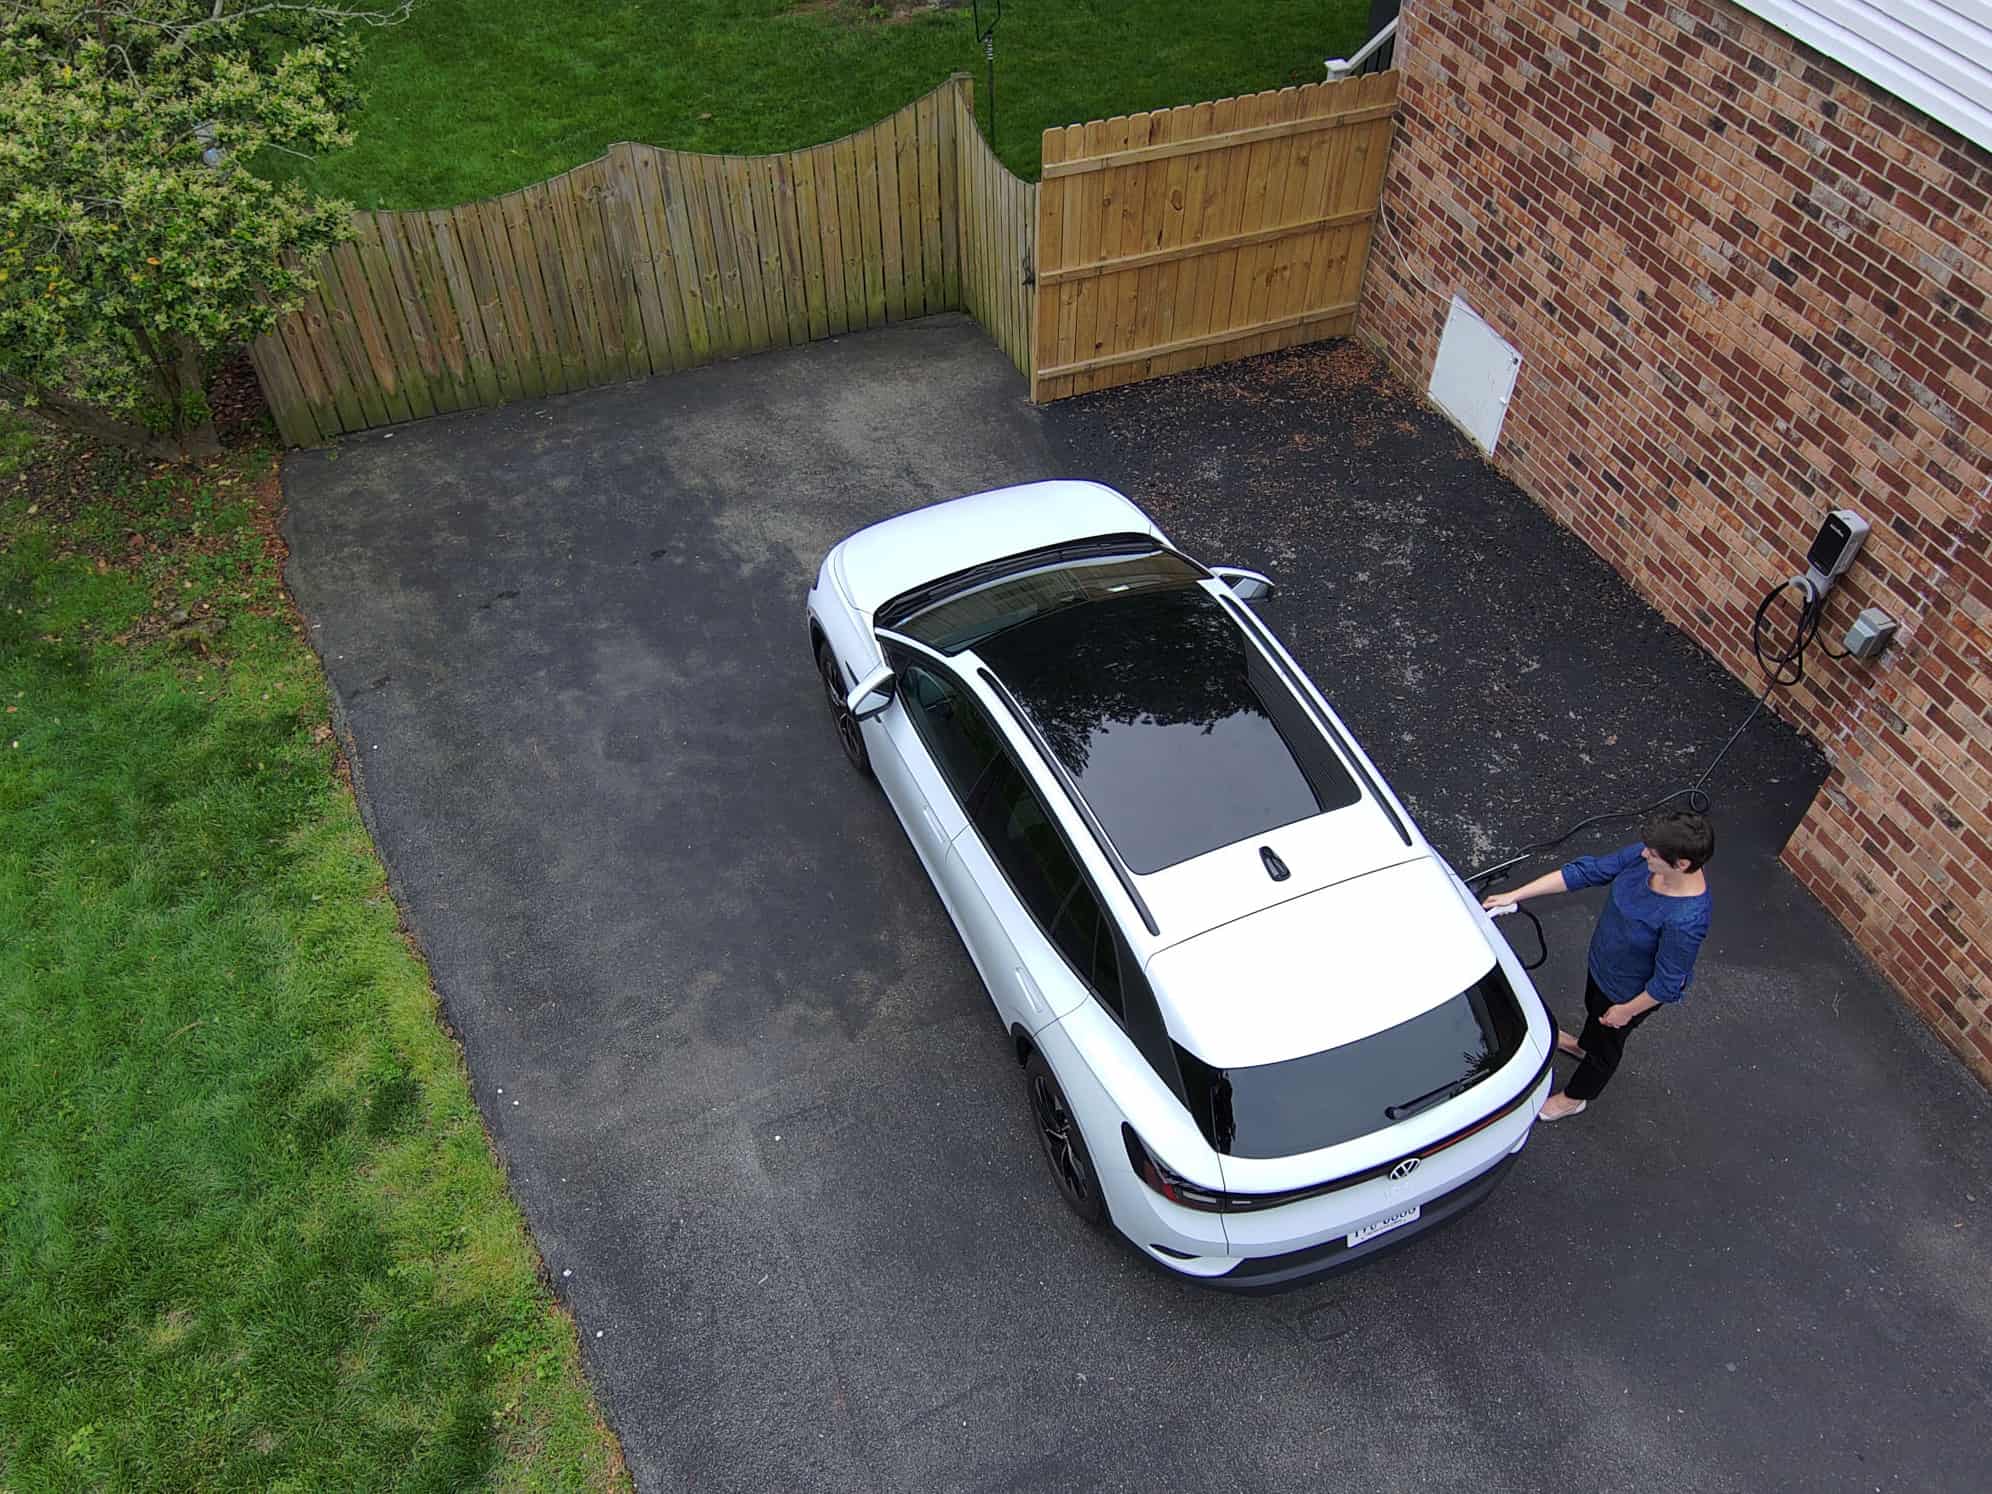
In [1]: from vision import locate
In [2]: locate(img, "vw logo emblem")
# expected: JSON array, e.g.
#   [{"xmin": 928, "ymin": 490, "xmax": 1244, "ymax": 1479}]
[{"xmin": 1389, "ymin": 1157, "xmax": 1421, "ymax": 1182}]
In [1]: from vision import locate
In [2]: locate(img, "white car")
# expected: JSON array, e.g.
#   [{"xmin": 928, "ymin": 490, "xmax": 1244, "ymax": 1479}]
[{"xmin": 806, "ymin": 481, "xmax": 1551, "ymax": 1290}]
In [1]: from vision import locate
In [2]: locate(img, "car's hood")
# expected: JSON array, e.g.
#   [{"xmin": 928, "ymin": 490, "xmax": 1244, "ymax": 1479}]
[
  {"xmin": 1144, "ymin": 856, "xmax": 1499, "ymax": 1069},
  {"xmin": 830, "ymin": 480, "xmax": 1165, "ymax": 617}
]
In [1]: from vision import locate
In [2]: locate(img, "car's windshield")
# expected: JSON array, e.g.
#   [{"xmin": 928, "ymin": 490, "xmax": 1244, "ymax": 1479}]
[
  {"xmin": 891, "ymin": 548, "xmax": 1206, "ymax": 655},
  {"xmin": 1172, "ymin": 964, "xmax": 1530, "ymax": 1158}
]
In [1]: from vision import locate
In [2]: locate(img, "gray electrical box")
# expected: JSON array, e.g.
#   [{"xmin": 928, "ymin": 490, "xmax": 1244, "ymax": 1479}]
[{"xmin": 1844, "ymin": 607, "xmax": 1898, "ymax": 660}]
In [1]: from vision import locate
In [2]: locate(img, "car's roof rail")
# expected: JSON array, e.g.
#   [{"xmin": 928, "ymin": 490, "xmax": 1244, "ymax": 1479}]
[
  {"xmin": 1215, "ymin": 591, "xmax": 1413, "ymax": 848},
  {"xmin": 874, "ymin": 626, "xmax": 1162, "ymax": 937},
  {"xmin": 975, "ymin": 666, "xmax": 1163, "ymax": 938}
]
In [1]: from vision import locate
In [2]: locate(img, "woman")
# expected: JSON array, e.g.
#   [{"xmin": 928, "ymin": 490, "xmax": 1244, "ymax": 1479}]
[{"xmin": 1481, "ymin": 810, "xmax": 1714, "ymax": 1121}]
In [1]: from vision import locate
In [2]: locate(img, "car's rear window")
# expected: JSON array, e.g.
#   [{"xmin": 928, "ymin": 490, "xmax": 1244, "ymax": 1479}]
[
  {"xmin": 1172, "ymin": 964, "xmax": 1531, "ymax": 1158},
  {"xmin": 974, "ymin": 584, "xmax": 1361, "ymax": 873}
]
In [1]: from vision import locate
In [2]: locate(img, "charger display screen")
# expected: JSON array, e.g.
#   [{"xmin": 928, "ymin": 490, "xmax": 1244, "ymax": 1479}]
[{"xmin": 1808, "ymin": 514, "xmax": 1852, "ymax": 574}]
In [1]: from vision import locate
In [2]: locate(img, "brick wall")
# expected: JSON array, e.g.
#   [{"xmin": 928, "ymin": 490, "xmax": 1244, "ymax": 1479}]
[{"xmin": 1357, "ymin": 0, "xmax": 1992, "ymax": 1081}]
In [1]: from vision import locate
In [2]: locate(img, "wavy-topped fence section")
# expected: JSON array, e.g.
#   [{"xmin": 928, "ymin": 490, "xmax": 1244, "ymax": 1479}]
[{"xmin": 251, "ymin": 78, "xmax": 998, "ymax": 444}]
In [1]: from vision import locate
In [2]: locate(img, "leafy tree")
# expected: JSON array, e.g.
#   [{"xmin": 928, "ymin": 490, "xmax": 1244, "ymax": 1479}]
[{"xmin": 0, "ymin": 2, "xmax": 407, "ymax": 462}]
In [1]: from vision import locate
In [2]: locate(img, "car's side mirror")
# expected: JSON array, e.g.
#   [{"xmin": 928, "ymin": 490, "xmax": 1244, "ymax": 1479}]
[
  {"xmin": 845, "ymin": 664, "xmax": 896, "ymax": 721},
  {"xmin": 1212, "ymin": 566, "xmax": 1278, "ymax": 603}
]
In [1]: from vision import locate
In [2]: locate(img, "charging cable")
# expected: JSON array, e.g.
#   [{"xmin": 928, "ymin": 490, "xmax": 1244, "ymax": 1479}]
[
  {"xmin": 1466, "ymin": 781, "xmax": 1713, "ymax": 897},
  {"xmin": 1681, "ymin": 575, "xmax": 1851, "ymax": 812},
  {"xmin": 1464, "ymin": 572, "xmax": 1851, "ymax": 961},
  {"xmin": 1485, "ymin": 900, "xmax": 1548, "ymax": 971},
  {"xmin": 1752, "ymin": 575, "xmax": 1851, "ymax": 687}
]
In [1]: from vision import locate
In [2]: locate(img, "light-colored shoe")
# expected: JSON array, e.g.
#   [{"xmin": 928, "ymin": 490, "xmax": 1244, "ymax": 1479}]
[{"xmin": 1538, "ymin": 1095, "xmax": 1588, "ymax": 1122}]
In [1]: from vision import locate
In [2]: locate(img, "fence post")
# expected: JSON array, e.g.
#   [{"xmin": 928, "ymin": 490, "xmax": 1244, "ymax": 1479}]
[
  {"xmin": 949, "ymin": 72, "xmax": 973, "ymax": 313},
  {"xmin": 952, "ymin": 71, "xmax": 974, "ymax": 141}
]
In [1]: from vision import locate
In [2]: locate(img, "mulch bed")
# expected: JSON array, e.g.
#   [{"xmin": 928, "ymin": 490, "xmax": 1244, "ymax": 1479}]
[{"xmin": 3, "ymin": 350, "xmax": 289, "ymax": 652}]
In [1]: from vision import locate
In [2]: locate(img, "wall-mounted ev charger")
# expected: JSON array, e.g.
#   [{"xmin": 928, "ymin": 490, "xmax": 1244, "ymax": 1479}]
[{"xmin": 1794, "ymin": 509, "xmax": 1897, "ymax": 661}]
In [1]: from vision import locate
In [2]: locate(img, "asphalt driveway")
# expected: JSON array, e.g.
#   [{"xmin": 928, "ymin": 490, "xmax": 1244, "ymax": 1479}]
[{"xmin": 283, "ymin": 315, "xmax": 1992, "ymax": 1492}]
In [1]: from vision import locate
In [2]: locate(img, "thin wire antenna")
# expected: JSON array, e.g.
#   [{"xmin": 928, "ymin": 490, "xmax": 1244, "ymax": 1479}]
[{"xmin": 972, "ymin": 0, "xmax": 1003, "ymax": 146}]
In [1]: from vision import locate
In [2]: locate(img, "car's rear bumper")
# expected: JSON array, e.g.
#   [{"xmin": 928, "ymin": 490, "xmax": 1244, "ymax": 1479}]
[
  {"xmin": 1184, "ymin": 1149, "xmax": 1521, "ymax": 1293},
  {"xmin": 1102, "ymin": 1058, "xmax": 1546, "ymax": 1285}
]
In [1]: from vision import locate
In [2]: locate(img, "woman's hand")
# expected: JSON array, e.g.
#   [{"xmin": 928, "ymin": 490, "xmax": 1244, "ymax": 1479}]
[{"xmin": 1481, "ymin": 890, "xmax": 1520, "ymax": 912}]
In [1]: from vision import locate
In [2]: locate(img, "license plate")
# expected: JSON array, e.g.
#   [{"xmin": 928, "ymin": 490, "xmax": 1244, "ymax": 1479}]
[{"xmin": 1347, "ymin": 1205, "xmax": 1421, "ymax": 1248}]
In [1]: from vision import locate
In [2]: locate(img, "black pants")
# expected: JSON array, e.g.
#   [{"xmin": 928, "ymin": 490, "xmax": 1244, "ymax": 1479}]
[{"xmin": 1564, "ymin": 974, "xmax": 1657, "ymax": 1103}]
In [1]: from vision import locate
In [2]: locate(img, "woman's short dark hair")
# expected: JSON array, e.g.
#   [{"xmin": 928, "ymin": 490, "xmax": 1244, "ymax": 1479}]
[{"xmin": 1643, "ymin": 810, "xmax": 1715, "ymax": 871}]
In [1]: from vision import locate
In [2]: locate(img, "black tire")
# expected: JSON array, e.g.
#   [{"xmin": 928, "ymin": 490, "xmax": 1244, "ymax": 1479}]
[
  {"xmin": 816, "ymin": 639, "xmax": 873, "ymax": 778},
  {"xmin": 1024, "ymin": 1052, "xmax": 1108, "ymax": 1229}
]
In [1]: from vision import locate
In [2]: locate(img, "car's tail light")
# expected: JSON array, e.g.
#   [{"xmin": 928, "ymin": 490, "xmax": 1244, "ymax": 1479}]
[
  {"xmin": 1122, "ymin": 1125, "xmax": 1226, "ymax": 1212},
  {"xmin": 1121, "ymin": 1123, "xmax": 1404, "ymax": 1215}
]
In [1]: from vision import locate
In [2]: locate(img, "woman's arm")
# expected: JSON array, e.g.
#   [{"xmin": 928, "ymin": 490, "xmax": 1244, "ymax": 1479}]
[
  {"xmin": 1480, "ymin": 869, "xmax": 1568, "ymax": 910},
  {"xmin": 1646, "ymin": 919, "xmax": 1708, "ymax": 1005},
  {"xmin": 1601, "ymin": 992, "xmax": 1661, "ymax": 1027},
  {"xmin": 1605, "ymin": 918, "xmax": 1708, "ymax": 1025}
]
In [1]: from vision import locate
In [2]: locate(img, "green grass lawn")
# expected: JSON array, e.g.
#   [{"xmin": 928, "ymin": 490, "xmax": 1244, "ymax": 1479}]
[
  {"xmin": 287, "ymin": 0, "xmax": 1370, "ymax": 208},
  {"xmin": 0, "ymin": 414, "xmax": 628, "ymax": 1490}
]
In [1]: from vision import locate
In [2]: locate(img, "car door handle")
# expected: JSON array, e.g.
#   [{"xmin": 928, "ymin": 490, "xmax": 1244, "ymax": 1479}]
[
  {"xmin": 1013, "ymin": 966, "xmax": 1047, "ymax": 1018},
  {"xmin": 921, "ymin": 805, "xmax": 947, "ymax": 844}
]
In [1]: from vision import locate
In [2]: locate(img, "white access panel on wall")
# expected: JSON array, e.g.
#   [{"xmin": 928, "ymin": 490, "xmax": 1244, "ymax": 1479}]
[{"xmin": 1428, "ymin": 296, "xmax": 1523, "ymax": 456}]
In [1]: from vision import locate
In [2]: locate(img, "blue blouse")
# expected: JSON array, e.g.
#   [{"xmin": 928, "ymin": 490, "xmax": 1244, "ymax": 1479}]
[{"xmin": 1560, "ymin": 844, "xmax": 1711, "ymax": 1004}]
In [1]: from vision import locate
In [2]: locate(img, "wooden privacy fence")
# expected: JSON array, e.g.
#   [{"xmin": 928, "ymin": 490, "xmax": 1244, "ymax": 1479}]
[
  {"xmin": 1032, "ymin": 71, "xmax": 1399, "ymax": 401},
  {"xmin": 251, "ymin": 77, "xmax": 1025, "ymax": 444},
  {"xmin": 249, "ymin": 72, "xmax": 1397, "ymax": 442}
]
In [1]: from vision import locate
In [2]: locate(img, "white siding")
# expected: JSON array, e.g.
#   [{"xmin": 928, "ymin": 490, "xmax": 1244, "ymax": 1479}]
[{"xmin": 1732, "ymin": 0, "xmax": 1992, "ymax": 151}]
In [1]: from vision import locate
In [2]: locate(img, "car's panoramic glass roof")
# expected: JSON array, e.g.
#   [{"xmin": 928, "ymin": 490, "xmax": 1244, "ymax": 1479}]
[{"xmin": 974, "ymin": 582, "xmax": 1363, "ymax": 874}]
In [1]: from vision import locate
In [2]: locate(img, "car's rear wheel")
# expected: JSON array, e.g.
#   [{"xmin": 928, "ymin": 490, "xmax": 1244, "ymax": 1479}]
[
  {"xmin": 816, "ymin": 639, "xmax": 872, "ymax": 778},
  {"xmin": 1025, "ymin": 1052, "xmax": 1107, "ymax": 1229}
]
